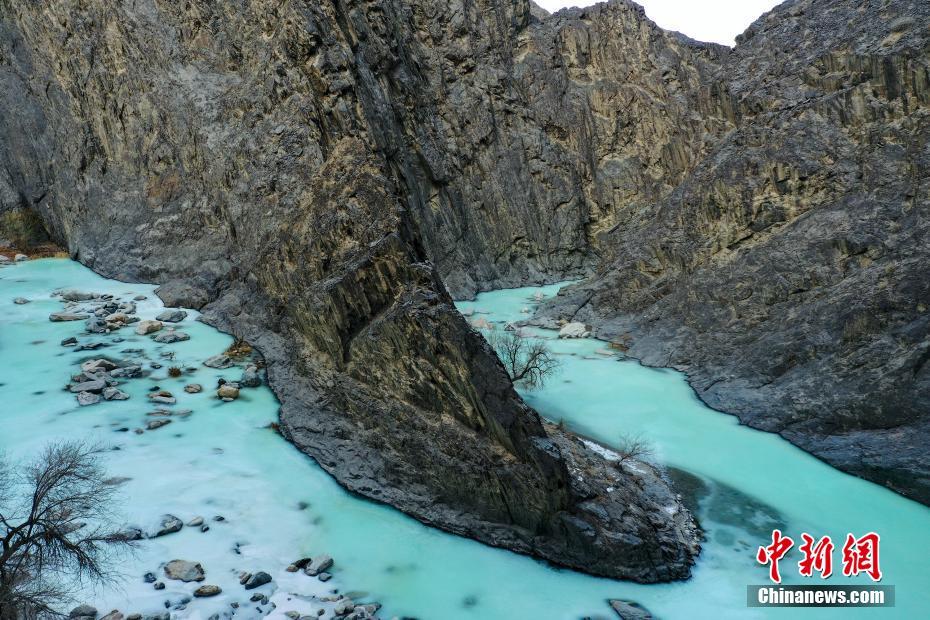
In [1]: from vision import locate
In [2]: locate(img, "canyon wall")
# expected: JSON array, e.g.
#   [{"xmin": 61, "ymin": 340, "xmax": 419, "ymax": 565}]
[{"xmin": 0, "ymin": 0, "xmax": 700, "ymax": 581}]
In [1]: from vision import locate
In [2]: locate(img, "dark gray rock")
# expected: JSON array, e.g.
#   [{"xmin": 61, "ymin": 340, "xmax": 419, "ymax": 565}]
[
  {"xmin": 68, "ymin": 605, "xmax": 97, "ymax": 619},
  {"xmin": 155, "ymin": 309, "xmax": 187, "ymax": 323},
  {"xmin": 76, "ymin": 391, "xmax": 101, "ymax": 406},
  {"xmin": 203, "ymin": 354, "xmax": 233, "ymax": 369},
  {"xmin": 609, "ymin": 599, "xmax": 653, "ymax": 620},
  {"xmin": 154, "ymin": 515, "xmax": 183, "ymax": 537},
  {"xmin": 153, "ymin": 330, "xmax": 190, "ymax": 344},
  {"xmin": 49, "ymin": 311, "xmax": 89, "ymax": 322},
  {"xmin": 243, "ymin": 571, "xmax": 272, "ymax": 590}
]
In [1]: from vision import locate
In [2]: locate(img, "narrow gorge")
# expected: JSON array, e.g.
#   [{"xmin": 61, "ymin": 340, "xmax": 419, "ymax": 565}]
[{"xmin": 1, "ymin": 0, "xmax": 928, "ymax": 611}]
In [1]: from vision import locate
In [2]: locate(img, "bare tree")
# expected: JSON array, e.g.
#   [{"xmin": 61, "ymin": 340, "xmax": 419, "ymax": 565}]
[
  {"xmin": 0, "ymin": 442, "xmax": 134, "ymax": 619},
  {"xmin": 489, "ymin": 330, "xmax": 561, "ymax": 389},
  {"xmin": 614, "ymin": 432, "xmax": 655, "ymax": 467}
]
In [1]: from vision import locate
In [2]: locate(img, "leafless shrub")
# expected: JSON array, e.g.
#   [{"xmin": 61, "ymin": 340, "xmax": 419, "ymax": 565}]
[
  {"xmin": 615, "ymin": 432, "xmax": 655, "ymax": 467},
  {"xmin": 489, "ymin": 330, "xmax": 560, "ymax": 389},
  {"xmin": 0, "ymin": 442, "xmax": 134, "ymax": 619}
]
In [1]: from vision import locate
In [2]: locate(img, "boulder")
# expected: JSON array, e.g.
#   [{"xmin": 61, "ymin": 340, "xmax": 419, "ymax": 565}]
[
  {"xmin": 50, "ymin": 311, "xmax": 89, "ymax": 322},
  {"xmin": 239, "ymin": 364, "xmax": 261, "ymax": 387},
  {"xmin": 184, "ymin": 384, "xmax": 203, "ymax": 394},
  {"xmin": 70, "ymin": 379, "xmax": 107, "ymax": 394},
  {"xmin": 203, "ymin": 354, "xmax": 233, "ymax": 369},
  {"xmin": 304, "ymin": 554, "xmax": 333, "ymax": 576},
  {"xmin": 68, "ymin": 605, "xmax": 98, "ymax": 619},
  {"xmin": 103, "ymin": 387, "xmax": 130, "ymax": 401},
  {"xmin": 243, "ymin": 571, "xmax": 272, "ymax": 590},
  {"xmin": 61, "ymin": 336, "xmax": 78, "ymax": 346},
  {"xmin": 608, "ymin": 599, "xmax": 653, "ymax": 620},
  {"xmin": 193, "ymin": 584, "xmax": 222, "ymax": 597},
  {"xmin": 153, "ymin": 330, "xmax": 190, "ymax": 344},
  {"xmin": 82, "ymin": 358, "xmax": 118, "ymax": 373},
  {"xmin": 85, "ymin": 317, "xmax": 109, "ymax": 333},
  {"xmin": 164, "ymin": 559, "xmax": 204, "ymax": 582},
  {"xmin": 558, "ymin": 321, "xmax": 589, "ymax": 338},
  {"xmin": 13, "ymin": 254, "xmax": 27, "ymax": 262},
  {"xmin": 76, "ymin": 391, "xmax": 101, "ymax": 406},
  {"xmin": 135, "ymin": 320, "xmax": 163, "ymax": 335},
  {"xmin": 156, "ymin": 309, "xmax": 187, "ymax": 323},
  {"xmin": 145, "ymin": 419, "xmax": 171, "ymax": 430},
  {"xmin": 334, "ymin": 599, "xmax": 354, "ymax": 615},
  {"xmin": 0, "ymin": 255, "xmax": 9, "ymax": 263},
  {"xmin": 217, "ymin": 384, "xmax": 239, "ymax": 400},
  {"xmin": 61, "ymin": 290, "xmax": 96, "ymax": 302}
]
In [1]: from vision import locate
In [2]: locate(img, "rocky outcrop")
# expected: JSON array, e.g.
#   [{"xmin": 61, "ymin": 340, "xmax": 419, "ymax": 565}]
[
  {"xmin": 0, "ymin": 0, "xmax": 698, "ymax": 581},
  {"xmin": 539, "ymin": 0, "xmax": 930, "ymax": 504}
]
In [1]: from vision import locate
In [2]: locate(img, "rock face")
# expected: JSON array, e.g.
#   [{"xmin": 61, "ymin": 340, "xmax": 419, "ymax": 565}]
[
  {"xmin": 538, "ymin": 0, "xmax": 930, "ymax": 505},
  {"xmin": 0, "ymin": 0, "xmax": 700, "ymax": 581}
]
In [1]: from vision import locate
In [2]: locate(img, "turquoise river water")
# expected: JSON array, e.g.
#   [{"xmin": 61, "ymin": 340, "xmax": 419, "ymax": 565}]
[{"xmin": 0, "ymin": 259, "xmax": 926, "ymax": 618}]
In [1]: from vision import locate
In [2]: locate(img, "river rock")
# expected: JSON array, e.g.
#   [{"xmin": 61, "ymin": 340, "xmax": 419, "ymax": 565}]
[
  {"xmin": 110, "ymin": 365, "xmax": 142, "ymax": 378},
  {"xmin": 203, "ymin": 354, "xmax": 233, "ymax": 369},
  {"xmin": 103, "ymin": 387, "xmax": 130, "ymax": 401},
  {"xmin": 82, "ymin": 358, "xmax": 117, "ymax": 372},
  {"xmin": 156, "ymin": 309, "xmax": 187, "ymax": 323},
  {"xmin": 153, "ymin": 330, "xmax": 190, "ymax": 344},
  {"xmin": 13, "ymin": 297, "xmax": 29, "ymax": 304},
  {"xmin": 471, "ymin": 317, "xmax": 492, "ymax": 330},
  {"xmin": 243, "ymin": 571, "xmax": 272, "ymax": 590},
  {"xmin": 608, "ymin": 599, "xmax": 653, "ymax": 620},
  {"xmin": 0, "ymin": 255, "xmax": 9, "ymax": 264},
  {"xmin": 99, "ymin": 611, "xmax": 123, "ymax": 620},
  {"xmin": 334, "ymin": 599, "xmax": 354, "ymax": 615},
  {"xmin": 61, "ymin": 290, "xmax": 96, "ymax": 302},
  {"xmin": 69, "ymin": 605, "xmax": 98, "ymax": 619},
  {"xmin": 184, "ymin": 383, "xmax": 202, "ymax": 393},
  {"xmin": 194, "ymin": 584, "xmax": 221, "ymax": 597},
  {"xmin": 558, "ymin": 322, "xmax": 589, "ymax": 339},
  {"xmin": 217, "ymin": 384, "xmax": 239, "ymax": 400},
  {"xmin": 154, "ymin": 515, "xmax": 183, "ymax": 537},
  {"xmin": 147, "ymin": 390, "xmax": 176, "ymax": 405},
  {"xmin": 85, "ymin": 316, "xmax": 109, "ymax": 333},
  {"xmin": 239, "ymin": 364, "xmax": 261, "ymax": 387},
  {"xmin": 145, "ymin": 419, "xmax": 171, "ymax": 431},
  {"xmin": 76, "ymin": 391, "xmax": 101, "ymax": 406},
  {"xmin": 70, "ymin": 379, "xmax": 106, "ymax": 393},
  {"xmin": 50, "ymin": 311, "xmax": 89, "ymax": 322},
  {"xmin": 135, "ymin": 320, "xmax": 162, "ymax": 335},
  {"xmin": 187, "ymin": 516, "xmax": 204, "ymax": 526},
  {"xmin": 304, "ymin": 555, "xmax": 333, "ymax": 576},
  {"xmin": 13, "ymin": 254, "xmax": 27, "ymax": 262},
  {"xmin": 164, "ymin": 559, "xmax": 204, "ymax": 582}
]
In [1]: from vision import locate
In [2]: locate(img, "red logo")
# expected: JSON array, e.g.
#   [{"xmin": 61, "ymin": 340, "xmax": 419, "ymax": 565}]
[
  {"xmin": 842, "ymin": 532, "xmax": 882, "ymax": 582},
  {"xmin": 758, "ymin": 531, "xmax": 882, "ymax": 583},
  {"xmin": 756, "ymin": 529, "xmax": 794, "ymax": 584}
]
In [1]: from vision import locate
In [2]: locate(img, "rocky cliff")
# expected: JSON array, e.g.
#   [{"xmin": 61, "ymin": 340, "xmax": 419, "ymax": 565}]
[
  {"xmin": 538, "ymin": 0, "xmax": 930, "ymax": 504},
  {"xmin": 0, "ymin": 0, "xmax": 700, "ymax": 581}
]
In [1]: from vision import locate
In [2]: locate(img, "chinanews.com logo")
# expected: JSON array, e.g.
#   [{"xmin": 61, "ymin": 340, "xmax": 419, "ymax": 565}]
[{"xmin": 748, "ymin": 530, "xmax": 895, "ymax": 608}]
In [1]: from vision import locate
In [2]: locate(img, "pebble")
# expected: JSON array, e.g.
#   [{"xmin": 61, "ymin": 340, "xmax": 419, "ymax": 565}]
[
  {"xmin": 13, "ymin": 297, "xmax": 29, "ymax": 304},
  {"xmin": 187, "ymin": 516, "xmax": 204, "ymax": 527}
]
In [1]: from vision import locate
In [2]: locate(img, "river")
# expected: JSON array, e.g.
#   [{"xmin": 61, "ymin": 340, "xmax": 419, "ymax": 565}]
[{"xmin": 0, "ymin": 259, "xmax": 926, "ymax": 618}]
